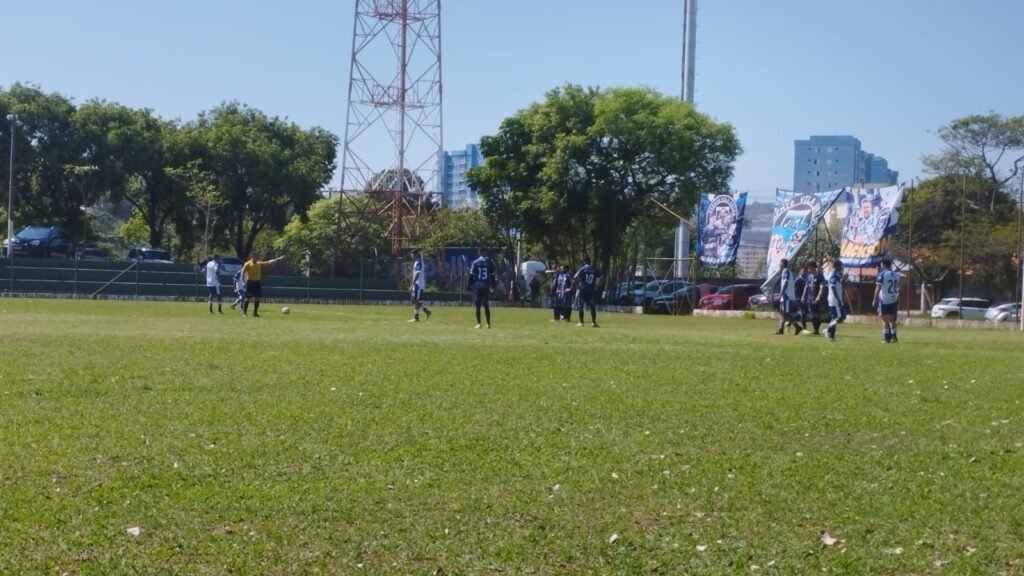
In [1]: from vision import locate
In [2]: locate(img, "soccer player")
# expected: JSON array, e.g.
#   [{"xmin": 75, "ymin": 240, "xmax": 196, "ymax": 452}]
[
  {"xmin": 468, "ymin": 247, "xmax": 496, "ymax": 328},
  {"xmin": 229, "ymin": 270, "xmax": 246, "ymax": 311},
  {"xmin": 824, "ymin": 259, "xmax": 846, "ymax": 342},
  {"xmin": 806, "ymin": 261, "xmax": 828, "ymax": 335},
  {"xmin": 241, "ymin": 251, "xmax": 286, "ymax": 318},
  {"xmin": 794, "ymin": 263, "xmax": 808, "ymax": 332},
  {"xmin": 408, "ymin": 249, "xmax": 432, "ymax": 322},
  {"xmin": 204, "ymin": 254, "xmax": 224, "ymax": 314},
  {"xmin": 776, "ymin": 258, "xmax": 802, "ymax": 335},
  {"xmin": 573, "ymin": 256, "xmax": 603, "ymax": 327},
  {"xmin": 551, "ymin": 264, "xmax": 573, "ymax": 322},
  {"xmin": 872, "ymin": 258, "xmax": 900, "ymax": 343}
]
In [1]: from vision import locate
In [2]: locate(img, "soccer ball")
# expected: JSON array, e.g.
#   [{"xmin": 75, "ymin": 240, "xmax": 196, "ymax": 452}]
[{"xmin": 281, "ymin": 306, "xmax": 290, "ymax": 315}]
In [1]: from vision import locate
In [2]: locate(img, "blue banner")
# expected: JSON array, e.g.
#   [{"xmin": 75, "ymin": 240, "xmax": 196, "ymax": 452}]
[
  {"xmin": 839, "ymin": 185, "xmax": 904, "ymax": 268},
  {"xmin": 762, "ymin": 187, "xmax": 845, "ymax": 291},
  {"xmin": 697, "ymin": 192, "xmax": 746, "ymax": 268}
]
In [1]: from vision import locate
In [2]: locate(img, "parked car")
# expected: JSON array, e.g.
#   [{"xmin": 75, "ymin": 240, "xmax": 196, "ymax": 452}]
[
  {"xmin": 985, "ymin": 302, "xmax": 1020, "ymax": 322},
  {"xmin": 76, "ymin": 246, "xmax": 111, "ymax": 261},
  {"xmin": 747, "ymin": 292, "xmax": 781, "ymax": 309},
  {"xmin": 699, "ymin": 284, "xmax": 763, "ymax": 310},
  {"xmin": 127, "ymin": 247, "xmax": 175, "ymax": 264},
  {"xmin": 609, "ymin": 281, "xmax": 645, "ymax": 305},
  {"xmin": 930, "ymin": 297, "xmax": 992, "ymax": 320},
  {"xmin": 638, "ymin": 280, "xmax": 692, "ymax": 310},
  {"xmin": 218, "ymin": 256, "xmax": 243, "ymax": 277},
  {"xmin": 2, "ymin": 226, "xmax": 74, "ymax": 258},
  {"xmin": 648, "ymin": 283, "xmax": 699, "ymax": 315}
]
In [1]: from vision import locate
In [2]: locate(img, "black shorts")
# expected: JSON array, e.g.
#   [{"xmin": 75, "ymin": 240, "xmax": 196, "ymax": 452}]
[
  {"xmin": 577, "ymin": 289, "xmax": 596, "ymax": 307},
  {"xmin": 472, "ymin": 286, "xmax": 490, "ymax": 305},
  {"xmin": 246, "ymin": 280, "xmax": 262, "ymax": 298}
]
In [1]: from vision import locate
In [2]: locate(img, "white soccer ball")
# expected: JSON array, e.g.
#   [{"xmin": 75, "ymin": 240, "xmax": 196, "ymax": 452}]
[{"xmin": 281, "ymin": 306, "xmax": 290, "ymax": 315}]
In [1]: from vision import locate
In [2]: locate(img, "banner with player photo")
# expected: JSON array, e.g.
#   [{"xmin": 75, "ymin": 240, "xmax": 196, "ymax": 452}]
[
  {"xmin": 761, "ymin": 187, "xmax": 846, "ymax": 292},
  {"xmin": 696, "ymin": 191, "xmax": 747, "ymax": 268},
  {"xmin": 839, "ymin": 185, "xmax": 904, "ymax": 267}
]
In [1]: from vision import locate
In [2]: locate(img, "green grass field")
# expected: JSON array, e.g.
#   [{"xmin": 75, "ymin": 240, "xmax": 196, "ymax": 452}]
[{"xmin": 1, "ymin": 299, "xmax": 1022, "ymax": 575}]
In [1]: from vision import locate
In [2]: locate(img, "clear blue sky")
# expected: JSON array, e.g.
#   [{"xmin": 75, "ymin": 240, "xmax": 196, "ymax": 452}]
[{"xmin": 3, "ymin": 0, "xmax": 1022, "ymax": 202}]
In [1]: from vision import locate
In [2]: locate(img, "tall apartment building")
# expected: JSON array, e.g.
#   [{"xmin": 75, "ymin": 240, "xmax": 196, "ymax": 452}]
[
  {"xmin": 439, "ymin": 143, "xmax": 484, "ymax": 209},
  {"xmin": 793, "ymin": 135, "xmax": 898, "ymax": 192}
]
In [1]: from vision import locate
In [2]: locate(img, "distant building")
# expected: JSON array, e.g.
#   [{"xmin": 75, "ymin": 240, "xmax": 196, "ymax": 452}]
[
  {"xmin": 735, "ymin": 201, "xmax": 774, "ymax": 278},
  {"xmin": 736, "ymin": 241, "xmax": 769, "ymax": 279},
  {"xmin": 439, "ymin": 144, "xmax": 484, "ymax": 209},
  {"xmin": 793, "ymin": 135, "xmax": 898, "ymax": 193}
]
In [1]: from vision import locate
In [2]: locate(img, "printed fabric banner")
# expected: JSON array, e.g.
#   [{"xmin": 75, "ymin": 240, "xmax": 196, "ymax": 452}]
[
  {"xmin": 761, "ymin": 187, "xmax": 845, "ymax": 292},
  {"xmin": 697, "ymin": 191, "xmax": 747, "ymax": 268},
  {"xmin": 839, "ymin": 185, "xmax": 904, "ymax": 267}
]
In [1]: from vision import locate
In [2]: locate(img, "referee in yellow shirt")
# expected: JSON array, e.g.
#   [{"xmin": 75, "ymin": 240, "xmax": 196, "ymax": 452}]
[{"xmin": 241, "ymin": 251, "xmax": 285, "ymax": 317}]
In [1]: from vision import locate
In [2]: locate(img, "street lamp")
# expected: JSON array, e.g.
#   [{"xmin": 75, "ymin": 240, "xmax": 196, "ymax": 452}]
[{"xmin": 6, "ymin": 113, "xmax": 16, "ymax": 259}]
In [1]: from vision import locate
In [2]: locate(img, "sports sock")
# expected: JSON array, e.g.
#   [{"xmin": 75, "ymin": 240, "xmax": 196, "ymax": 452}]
[{"xmin": 254, "ymin": 301, "xmax": 260, "ymax": 315}]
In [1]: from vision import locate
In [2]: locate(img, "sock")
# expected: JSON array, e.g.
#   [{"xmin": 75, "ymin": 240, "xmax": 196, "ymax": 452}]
[
  {"xmin": 777, "ymin": 319, "xmax": 785, "ymax": 332},
  {"xmin": 484, "ymin": 306, "xmax": 491, "ymax": 325},
  {"xmin": 254, "ymin": 301, "xmax": 260, "ymax": 315},
  {"xmin": 891, "ymin": 327, "xmax": 897, "ymax": 340},
  {"xmin": 591, "ymin": 307, "xmax": 597, "ymax": 324},
  {"xmin": 476, "ymin": 306, "xmax": 481, "ymax": 324}
]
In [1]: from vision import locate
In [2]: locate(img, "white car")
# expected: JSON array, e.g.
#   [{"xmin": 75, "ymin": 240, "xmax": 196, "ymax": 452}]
[
  {"xmin": 930, "ymin": 297, "xmax": 992, "ymax": 320},
  {"xmin": 985, "ymin": 302, "xmax": 1020, "ymax": 322}
]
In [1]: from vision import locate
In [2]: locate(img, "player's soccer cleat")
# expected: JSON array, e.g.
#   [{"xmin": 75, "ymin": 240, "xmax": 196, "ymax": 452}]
[
  {"xmin": 793, "ymin": 325, "xmax": 802, "ymax": 335},
  {"xmin": 592, "ymin": 323, "xmax": 599, "ymax": 328},
  {"xmin": 475, "ymin": 324, "xmax": 481, "ymax": 329},
  {"xmin": 486, "ymin": 324, "xmax": 491, "ymax": 329},
  {"xmin": 576, "ymin": 322, "xmax": 585, "ymax": 327},
  {"xmin": 774, "ymin": 330, "xmax": 784, "ymax": 335},
  {"xmin": 253, "ymin": 313, "xmax": 260, "ymax": 318},
  {"xmin": 408, "ymin": 318, "xmax": 419, "ymax": 323}
]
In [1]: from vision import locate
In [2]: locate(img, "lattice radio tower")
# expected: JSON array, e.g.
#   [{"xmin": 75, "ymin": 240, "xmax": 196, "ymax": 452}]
[{"xmin": 338, "ymin": 0, "xmax": 443, "ymax": 256}]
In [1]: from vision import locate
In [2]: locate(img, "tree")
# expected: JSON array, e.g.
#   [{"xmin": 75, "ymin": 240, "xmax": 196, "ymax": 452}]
[
  {"xmin": 1, "ymin": 84, "xmax": 98, "ymax": 239},
  {"xmin": 165, "ymin": 159, "xmax": 222, "ymax": 260},
  {"xmin": 278, "ymin": 194, "xmax": 390, "ymax": 275},
  {"xmin": 468, "ymin": 85, "xmax": 740, "ymax": 276},
  {"xmin": 923, "ymin": 113, "xmax": 1024, "ymax": 211},
  {"xmin": 418, "ymin": 207, "xmax": 504, "ymax": 250},
  {"xmin": 891, "ymin": 174, "xmax": 1020, "ymax": 298},
  {"xmin": 75, "ymin": 100, "xmax": 182, "ymax": 249},
  {"xmin": 188, "ymin": 102, "xmax": 338, "ymax": 258}
]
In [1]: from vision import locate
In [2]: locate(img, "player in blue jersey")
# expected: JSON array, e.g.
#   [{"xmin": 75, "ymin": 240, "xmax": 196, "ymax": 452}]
[
  {"xmin": 872, "ymin": 258, "xmax": 900, "ymax": 343},
  {"xmin": 824, "ymin": 259, "xmax": 846, "ymax": 342},
  {"xmin": 229, "ymin": 269, "xmax": 246, "ymax": 311},
  {"xmin": 408, "ymin": 249, "xmax": 432, "ymax": 322},
  {"xmin": 573, "ymin": 256, "xmax": 603, "ymax": 327},
  {"xmin": 468, "ymin": 247, "xmax": 496, "ymax": 328},
  {"xmin": 794, "ymin": 263, "xmax": 808, "ymax": 332},
  {"xmin": 550, "ymin": 264, "xmax": 573, "ymax": 322},
  {"xmin": 775, "ymin": 258, "xmax": 802, "ymax": 335},
  {"xmin": 805, "ymin": 261, "xmax": 827, "ymax": 335}
]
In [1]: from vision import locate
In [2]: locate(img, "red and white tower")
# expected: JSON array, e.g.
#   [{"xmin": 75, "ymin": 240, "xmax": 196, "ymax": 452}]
[{"xmin": 339, "ymin": 0, "xmax": 443, "ymax": 255}]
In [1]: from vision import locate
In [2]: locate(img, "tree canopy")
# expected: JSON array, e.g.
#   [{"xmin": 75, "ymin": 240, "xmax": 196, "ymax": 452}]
[{"xmin": 467, "ymin": 84, "xmax": 741, "ymax": 274}]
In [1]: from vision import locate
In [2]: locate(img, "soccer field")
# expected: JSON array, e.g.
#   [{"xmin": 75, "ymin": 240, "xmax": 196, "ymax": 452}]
[{"xmin": 1, "ymin": 299, "xmax": 1021, "ymax": 574}]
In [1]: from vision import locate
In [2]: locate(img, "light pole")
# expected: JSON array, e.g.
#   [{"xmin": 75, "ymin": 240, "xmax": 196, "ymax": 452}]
[{"xmin": 6, "ymin": 113, "xmax": 16, "ymax": 259}]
